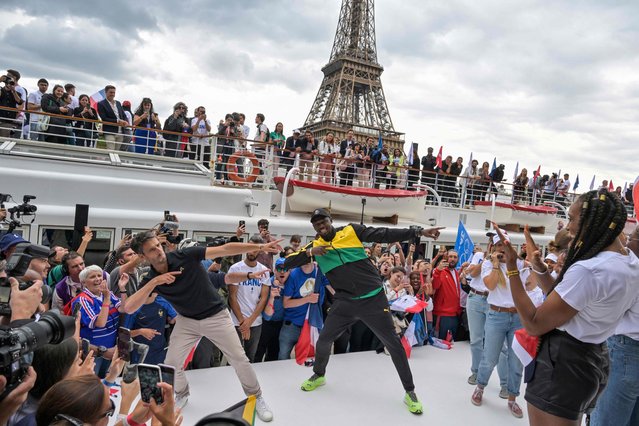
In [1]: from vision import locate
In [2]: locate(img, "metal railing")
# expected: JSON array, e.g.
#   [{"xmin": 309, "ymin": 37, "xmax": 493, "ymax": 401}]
[{"xmin": 1, "ymin": 105, "xmax": 634, "ymax": 217}]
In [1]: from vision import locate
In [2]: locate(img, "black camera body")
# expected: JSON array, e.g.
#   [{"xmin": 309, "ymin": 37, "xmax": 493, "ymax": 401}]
[
  {"xmin": 1, "ymin": 194, "xmax": 37, "ymax": 234},
  {"xmin": 0, "ymin": 310, "xmax": 75, "ymax": 401},
  {"xmin": 0, "ymin": 242, "xmax": 53, "ymax": 316},
  {"xmin": 206, "ymin": 236, "xmax": 230, "ymax": 247}
]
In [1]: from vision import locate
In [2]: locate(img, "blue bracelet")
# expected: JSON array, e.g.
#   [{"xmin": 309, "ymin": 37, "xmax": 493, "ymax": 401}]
[{"xmin": 102, "ymin": 379, "xmax": 119, "ymax": 387}]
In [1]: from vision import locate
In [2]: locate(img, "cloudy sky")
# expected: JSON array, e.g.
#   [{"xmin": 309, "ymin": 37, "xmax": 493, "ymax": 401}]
[{"xmin": 2, "ymin": 0, "xmax": 638, "ymax": 190}]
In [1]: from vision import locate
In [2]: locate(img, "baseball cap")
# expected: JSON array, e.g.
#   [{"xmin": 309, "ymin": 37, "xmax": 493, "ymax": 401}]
[
  {"xmin": 122, "ymin": 100, "xmax": 131, "ymax": 107},
  {"xmin": 492, "ymin": 231, "xmax": 509, "ymax": 245},
  {"xmin": 0, "ymin": 233, "xmax": 27, "ymax": 252},
  {"xmin": 275, "ymin": 257, "xmax": 286, "ymax": 268},
  {"xmin": 486, "ymin": 231, "xmax": 496, "ymax": 238},
  {"xmin": 310, "ymin": 208, "xmax": 331, "ymax": 223},
  {"xmin": 293, "ymin": 129, "xmax": 301, "ymax": 134}
]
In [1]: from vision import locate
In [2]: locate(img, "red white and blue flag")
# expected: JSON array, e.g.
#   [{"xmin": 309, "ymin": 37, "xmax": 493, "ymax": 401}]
[
  {"xmin": 90, "ymin": 89, "xmax": 106, "ymax": 113},
  {"xmin": 512, "ymin": 328, "xmax": 540, "ymax": 383},
  {"xmin": 295, "ymin": 294, "xmax": 324, "ymax": 365},
  {"xmin": 401, "ymin": 312, "xmax": 427, "ymax": 358}
]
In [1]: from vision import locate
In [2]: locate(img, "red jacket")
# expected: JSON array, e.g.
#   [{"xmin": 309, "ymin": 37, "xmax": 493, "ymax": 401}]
[{"xmin": 432, "ymin": 268, "xmax": 462, "ymax": 317}]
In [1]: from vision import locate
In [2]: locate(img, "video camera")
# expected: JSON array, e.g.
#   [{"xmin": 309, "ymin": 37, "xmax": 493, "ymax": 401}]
[
  {"xmin": 0, "ymin": 310, "xmax": 75, "ymax": 401},
  {"xmin": 0, "ymin": 242, "xmax": 53, "ymax": 316},
  {"xmin": 160, "ymin": 211, "xmax": 182, "ymax": 245},
  {"xmin": 0, "ymin": 194, "xmax": 37, "ymax": 234}
]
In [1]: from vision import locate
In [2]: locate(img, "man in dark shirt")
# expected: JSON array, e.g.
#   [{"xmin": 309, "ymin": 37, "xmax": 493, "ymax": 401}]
[
  {"xmin": 126, "ymin": 231, "xmax": 282, "ymax": 422},
  {"xmin": 339, "ymin": 129, "xmax": 356, "ymax": 186},
  {"xmin": 421, "ymin": 147, "xmax": 437, "ymax": 188},
  {"xmin": 163, "ymin": 102, "xmax": 190, "ymax": 157},
  {"xmin": 283, "ymin": 208, "xmax": 443, "ymax": 415}
]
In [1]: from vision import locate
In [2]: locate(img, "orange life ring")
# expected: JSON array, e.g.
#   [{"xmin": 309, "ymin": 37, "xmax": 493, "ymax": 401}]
[{"xmin": 227, "ymin": 151, "xmax": 259, "ymax": 183}]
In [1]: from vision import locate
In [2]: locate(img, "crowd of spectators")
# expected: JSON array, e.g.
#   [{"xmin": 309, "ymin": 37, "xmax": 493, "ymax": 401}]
[
  {"xmin": 1, "ymin": 182, "xmax": 638, "ymax": 424},
  {"xmin": 1, "ymin": 68, "xmax": 636, "ymax": 212}
]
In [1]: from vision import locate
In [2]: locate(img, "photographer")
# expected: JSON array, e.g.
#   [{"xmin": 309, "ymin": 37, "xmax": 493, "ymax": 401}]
[
  {"xmin": 0, "ymin": 74, "xmax": 24, "ymax": 138},
  {"xmin": 163, "ymin": 102, "xmax": 189, "ymax": 158},
  {"xmin": 190, "ymin": 106, "xmax": 212, "ymax": 166},
  {"xmin": 216, "ymin": 113, "xmax": 242, "ymax": 182}
]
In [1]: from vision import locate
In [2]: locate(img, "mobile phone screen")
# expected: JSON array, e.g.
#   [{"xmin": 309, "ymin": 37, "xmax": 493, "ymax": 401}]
[
  {"xmin": 81, "ymin": 339, "xmax": 90, "ymax": 361},
  {"xmin": 158, "ymin": 364, "xmax": 175, "ymax": 388},
  {"xmin": 138, "ymin": 364, "xmax": 163, "ymax": 404},
  {"xmin": 117, "ymin": 327, "xmax": 131, "ymax": 362},
  {"xmin": 72, "ymin": 302, "xmax": 82, "ymax": 318},
  {"xmin": 239, "ymin": 220, "xmax": 245, "ymax": 227}
]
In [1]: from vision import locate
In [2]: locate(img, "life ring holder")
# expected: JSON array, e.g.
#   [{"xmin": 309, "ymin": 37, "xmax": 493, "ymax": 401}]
[{"xmin": 227, "ymin": 151, "xmax": 260, "ymax": 184}]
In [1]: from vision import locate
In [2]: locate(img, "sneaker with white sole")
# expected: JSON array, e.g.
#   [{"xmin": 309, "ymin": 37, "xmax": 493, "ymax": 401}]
[
  {"xmin": 255, "ymin": 395, "xmax": 273, "ymax": 422},
  {"xmin": 467, "ymin": 373, "xmax": 477, "ymax": 385},
  {"xmin": 499, "ymin": 387, "xmax": 509, "ymax": 399}
]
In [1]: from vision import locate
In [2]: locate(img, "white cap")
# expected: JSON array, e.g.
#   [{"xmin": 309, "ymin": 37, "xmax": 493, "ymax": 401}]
[
  {"xmin": 545, "ymin": 253, "xmax": 558, "ymax": 263},
  {"xmin": 492, "ymin": 231, "xmax": 509, "ymax": 245},
  {"xmin": 293, "ymin": 129, "xmax": 301, "ymax": 134}
]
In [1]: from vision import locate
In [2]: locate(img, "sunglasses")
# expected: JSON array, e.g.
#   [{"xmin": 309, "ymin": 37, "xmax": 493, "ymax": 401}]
[
  {"xmin": 275, "ymin": 267, "xmax": 287, "ymax": 272},
  {"xmin": 100, "ymin": 399, "xmax": 116, "ymax": 418}
]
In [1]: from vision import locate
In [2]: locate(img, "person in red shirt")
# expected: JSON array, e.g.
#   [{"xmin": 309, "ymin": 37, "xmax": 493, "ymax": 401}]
[{"xmin": 432, "ymin": 250, "xmax": 462, "ymax": 339}]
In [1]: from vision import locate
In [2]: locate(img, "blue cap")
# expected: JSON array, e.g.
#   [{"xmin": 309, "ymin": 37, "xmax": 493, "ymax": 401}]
[
  {"xmin": 275, "ymin": 257, "xmax": 286, "ymax": 267},
  {"xmin": 0, "ymin": 233, "xmax": 27, "ymax": 252}
]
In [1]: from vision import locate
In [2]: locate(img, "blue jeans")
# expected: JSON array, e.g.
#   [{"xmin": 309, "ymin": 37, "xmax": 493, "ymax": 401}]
[
  {"xmin": 467, "ymin": 293, "xmax": 508, "ymax": 387},
  {"xmin": 477, "ymin": 309, "xmax": 523, "ymax": 396},
  {"xmin": 590, "ymin": 335, "xmax": 639, "ymax": 426},
  {"xmin": 278, "ymin": 322, "xmax": 302, "ymax": 360}
]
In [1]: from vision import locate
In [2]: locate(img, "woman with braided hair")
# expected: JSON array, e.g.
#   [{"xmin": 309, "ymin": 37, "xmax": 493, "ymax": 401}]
[{"xmin": 493, "ymin": 189, "xmax": 639, "ymax": 425}]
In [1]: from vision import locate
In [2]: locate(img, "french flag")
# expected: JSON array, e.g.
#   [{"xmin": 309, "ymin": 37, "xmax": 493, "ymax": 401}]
[
  {"xmin": 390, "ymin": 294, "xmax": 431, "ymax": 314},
  {"xmin": 512, "ymin": 328, "xmax": 540, "ymax": 383},
  {"xmin": 401, "ymin": 313, "xmax": 427, "ymax": 358},
  {"xmin": 634, "ymin": 175, "xmax": 639, "ymax": 217},
  {"xmin": 435, "ymin": 146, "xmax": 443, "ymax": 169},
  {"xmin": 295, "ymin": 298, "xmax": 324, "ymax": 365},
  {"xmin": 90, "ymin": 89, "xmax": 106, "ymax": 113}
]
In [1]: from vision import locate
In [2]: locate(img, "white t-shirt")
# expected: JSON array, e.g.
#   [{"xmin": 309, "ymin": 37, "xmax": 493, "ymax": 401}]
[
  {"xmin": 190, "ymin": 117, "xmax": 211, "ymax": 145},
  {"xmin": 527, "ymin": 286, "xmax": 545, "ymax": 307},
  {"xmin": 227, "ymin": 261, "xmax": 271, "ymax": 327},
  {"xmin": 481, "ymin": 258, "xmax": 526, "ymax": 308},
  {"xmin": 27, "ymin": 90, "xmax": 45, "ymax": 122},
  {"xmin": 68, "ymin": 95, "xmax": 79, "ymax": 111},
  {"xmin": 555, "ymin": 251, "xmax": 639, "ymax": 343},
  {"xmin": 468, "ymin": 252, "xmax": 487, "ymax": 292},
  {"xmin": 614, "ymin": 296, "xmax": 639, "ymax": 341}
]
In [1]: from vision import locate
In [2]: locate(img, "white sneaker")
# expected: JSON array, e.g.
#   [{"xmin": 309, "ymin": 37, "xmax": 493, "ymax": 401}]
[
  {"xmin": 175, "ymin": 392, "xmax": 189, "ymax": 410},
  {"xmin": 255, "ymin": 395, "xmax": 273, "ymax": 422}
]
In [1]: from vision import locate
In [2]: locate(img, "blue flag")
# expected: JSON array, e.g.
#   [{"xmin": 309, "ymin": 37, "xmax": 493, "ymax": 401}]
[
  {"xmin": 453, "ymin": 221, "xmax": 475, "ymax": 270},
  {"xmin": 573, "ymin": 174, "xmax": 579, "ymax": 191},
  {"xmin": 378, "ymin": 132, "xmax": 383, "ymax": 150},
  {"xmin": 491, "ymin": 158, "xmax": 497, "ymax": 174}
]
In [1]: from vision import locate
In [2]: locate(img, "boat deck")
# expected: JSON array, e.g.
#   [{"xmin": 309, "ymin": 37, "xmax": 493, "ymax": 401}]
[{"xmin": 182, "ymin": 342, "xmax": 532, "ymax": 425}]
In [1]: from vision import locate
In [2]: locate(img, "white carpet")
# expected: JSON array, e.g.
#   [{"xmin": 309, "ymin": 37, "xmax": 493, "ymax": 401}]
[{"xmin": 182, "ymin": 341, "xmax": 530, "ymax": 425}]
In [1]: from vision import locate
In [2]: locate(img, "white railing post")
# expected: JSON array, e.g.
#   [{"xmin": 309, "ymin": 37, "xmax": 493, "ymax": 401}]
[{"xmin": 280, "ymin": 167, "xmax": 300, "ymax": 217}]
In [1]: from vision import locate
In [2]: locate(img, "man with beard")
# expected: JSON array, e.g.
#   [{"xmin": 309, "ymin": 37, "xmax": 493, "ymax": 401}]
[
  {"xmin": 283, "ymin": 208, "xmax": 444, "ymax": 415},
  {"xmin": 127, "ymin": 231, "xmax": 282, "ymax": 422},
  {"xmin": 228, "ymin": 235, "xmax": 272, "ymax": 363}
]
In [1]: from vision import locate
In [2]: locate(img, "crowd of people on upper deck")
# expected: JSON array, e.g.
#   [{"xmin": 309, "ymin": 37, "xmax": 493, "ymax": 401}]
[{"xmin": 1, "ymin": 68, "xmax": 636, "ymax": 210}]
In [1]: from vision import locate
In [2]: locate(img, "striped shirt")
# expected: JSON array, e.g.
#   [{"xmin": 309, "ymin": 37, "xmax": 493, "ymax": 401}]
[{"xmin": 74, "ymin": 289, "xmax": 121, "ymax": 348}]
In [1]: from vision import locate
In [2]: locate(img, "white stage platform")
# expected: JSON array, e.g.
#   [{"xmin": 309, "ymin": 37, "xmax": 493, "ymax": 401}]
[{"xmin": 182, "ymin": 341, "xmax": 530, "ymax": 425}]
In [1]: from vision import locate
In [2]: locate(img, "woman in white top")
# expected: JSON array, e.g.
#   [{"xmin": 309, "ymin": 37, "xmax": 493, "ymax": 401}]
[
  {"xmin": 590, "ymin": 225, "xmax": 639, "ymax": 426},
  {"xmin": 317, "ymin": 132, "xmax": 339, "ymax": 184},
  {"xmin": 495, "ymin": 189, "xmax": 639, "ymax": 425},
  {"xmin": 472, "ymin": 233, "xmax": 527, "ymax": 418}
]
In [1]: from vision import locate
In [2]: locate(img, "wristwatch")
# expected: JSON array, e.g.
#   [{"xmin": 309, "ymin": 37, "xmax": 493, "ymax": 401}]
[{"xmin": 96, "ymin": 345, "xmax": 107, "ymax": 358}]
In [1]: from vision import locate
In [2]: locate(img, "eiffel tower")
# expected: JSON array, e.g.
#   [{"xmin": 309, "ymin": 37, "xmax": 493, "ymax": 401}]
[{"xmin": 302, "ymin": 0, "xmax": 403, "ymax": 147}]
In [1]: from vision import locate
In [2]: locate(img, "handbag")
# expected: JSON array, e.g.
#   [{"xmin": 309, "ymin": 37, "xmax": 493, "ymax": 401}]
[{"xmin": 36, "ymin": 115, "xmax": 50, "ymax": 132}]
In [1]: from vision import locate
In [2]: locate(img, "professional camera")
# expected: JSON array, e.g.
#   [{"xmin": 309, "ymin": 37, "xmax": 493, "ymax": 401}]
[
  {"xmin": 0, "ymin": 310, "xmax": 75, "ymax": 401},
  {"xmin": 0, "ymin": 194, "xmax": 38, "ymax": 234},
  {"xmin": 0, "ymin": 242, "xmax": 53, "ymax": 316},
  {"xmin": 0, "ymin": 76, "xmax": 14, "ymax": 87},
  {"xmin": 205, "ymin": 236, "xmax": 230, "ymax": 247}
]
